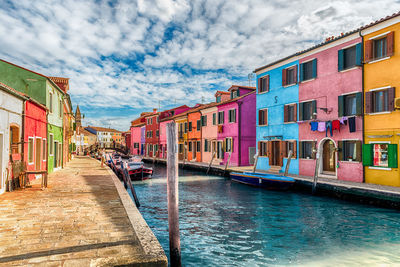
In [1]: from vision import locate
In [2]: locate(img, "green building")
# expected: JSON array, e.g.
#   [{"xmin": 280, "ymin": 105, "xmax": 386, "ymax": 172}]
[{"xmin": 0, "ymin": 59, "xmax": 65, "ymax": 173}]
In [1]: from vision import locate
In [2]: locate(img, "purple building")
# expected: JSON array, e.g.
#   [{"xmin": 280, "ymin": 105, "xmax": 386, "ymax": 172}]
[
  {"xmin": 140, "ymin": 125, "xmax": 146, "ymax": 155},
  {"xmin": 216, "ymin": 85, "xmax": 256, "ymax": 166}
]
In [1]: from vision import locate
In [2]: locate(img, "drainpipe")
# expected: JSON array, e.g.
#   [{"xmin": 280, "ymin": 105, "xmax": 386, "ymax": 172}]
[
  {"xmin": 21, "ymin": 99, "xmax": 26, "ymax": 171},
  {"xmin": 238, "ymin": 101, "xmax": 242, "ymax": 166},
  {"xmin": 359, "ymin": 30, "xmax": 365, "ymax": 184}
]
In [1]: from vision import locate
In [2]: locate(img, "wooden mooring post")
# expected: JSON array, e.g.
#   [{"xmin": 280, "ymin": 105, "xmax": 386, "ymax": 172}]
[
  {"xmin": 223, "ymin": 152, "xmax": 232, "ymax": 175},
  {"xmin": 312, "ymin": 152, "xmax": 320, "ymax": 195},
  {"xmin": 166, "ymin": 122, "xmax": 181, "ymax": 267},
  {"xmin": 283, "ymin": 150, "xmax": 293, "ymax": 176},
  {"xmin": 252, "ymin": 153, "xmax": 259, "ymax": 173}
]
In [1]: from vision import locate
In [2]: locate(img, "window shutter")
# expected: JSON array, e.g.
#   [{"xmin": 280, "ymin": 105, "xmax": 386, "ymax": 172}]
[
  {"xmin": 222, "ymin": 111, "xmax": 224, "ymax": 124},
  {"xmin": 231, "ymin": 138, "xmax": 234, "ymax": 152},
  {"xmin": 356, "ymin": 141, "xmax": 362, "ymax": 162},
  {"xmin": 365, "ymin": 92, "xmax": 373, "ymax": 113},
  {"xmin": 312, "ymin": 100, "xmax": 317, "ymax": 117},
  {"xmin": 266, "ymin": 75, "xmax": 270, "ymax": 92},
  {"xmin": 258, "ymin": 78, "xmax": 262, "ymax": 93},
  {"xmin": 388, "ymin": 144, "xmax": 398, "ymax": 168},
  {"xmin": 267, "ymin": 141, "xmax": 273, "ymax": 162},
  {"xmin": 294, "ymin": 104, "xmax": 298, "ymax": 122},
  {"xmin": 299, "ymin": 141, "xmax": 303, "ymax": 158},
  {"xmin": 230, "ymin": 91, "xmax": 233, "ymax": 99},
  {"xmin": 293, "ymin": 141, "xmax": 297, "ymax": 159},
  {"xmin": 338, "ymin": 95, "xmax": 344, "ymax": 117},
  {"xmin": 338, "ymin": 49, "xmax": 344, "ymax": 71},
  {"xmin": 312, "ymin": 59, "xmax": 317, "ymax": 78},
  {"xmin": 356, "ymin": 92, "xmax": 363, "ymax": 115},
  {"xmin": 283, "ymin": 105, "xmax": 288, "ymax": 122},
  {"xmin": 388, "ymin": 87, "xmax": 395, "ymax": 111},
  {"xmin": 362, "ymin": 144, "xmax": 373, "ymax": 166},
  {"xmin": 365, "ymin": 40, "xmax": 373, "ymax": 62},
  {"xmin": 280, "ymin": 141, "xmax": 287, "ymax": 160},
  {"xmin": 356, "ymin": 43, "xmax": 362, "ymax": 66},
  {"xmin": 265, "ymin": 109, "xmax": 268, "ymax": 125},
  {"xmin": 282, "ymin": 68, "xmax": 287, "ymax": 86},
  {"xmin": 299, "ymin": 102, "xmax": 304, "ymax": 121},
  {"xmin": 338, "ymin": 141, "xmax": 343, "ymax": 161},
  {"xmin": 213, "ymin": 113, "xmax": 216, "ymax": 125},
  {"xmin": 387, "ymin": 31, "xmax": 394, "ymax": 57},
  {"xmin": 299, "ymin": 63, "xmax": 304, "ymax": 82},
  {"xmin": 294, "ymin": 65, "xmax": 298, "ymax": 83},
  {"xmin": 258, "ymin": 142, "xmax": 261, "ymax": 155},
  {"xmin": 258, "ymin": 110, "xmax": 263, "ymax": 125}
]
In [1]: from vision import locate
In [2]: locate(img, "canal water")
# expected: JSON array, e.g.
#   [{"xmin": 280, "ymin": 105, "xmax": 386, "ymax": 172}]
[{"xmin": 128, "ymin": 164, "xmax": 400, "ymax": 266}]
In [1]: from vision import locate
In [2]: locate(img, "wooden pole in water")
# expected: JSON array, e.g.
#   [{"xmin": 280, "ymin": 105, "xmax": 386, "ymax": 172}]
[
  {"xmin": 312, "ymin": 151, "xmax": 320, "ymax": 195},
  {"xmin": 283, "ymin": 150, "xmax": 293, "ymax": 176},
  {"xmin": 253, "ymin": 153, "xmax": 259, "ymax": 173},
  {"xmin": 206, "ymin": 151, "xmax": 216, "ymax": 174},
  {"xmin": 224, "ymin": 151, "xmax": 232, "ymax": 175},
  {"xmin": 166, "ymin": 122, "xmax": 181, "ymax": 267}
]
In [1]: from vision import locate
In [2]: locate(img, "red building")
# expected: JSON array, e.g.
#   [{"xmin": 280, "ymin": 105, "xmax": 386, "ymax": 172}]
[
  {"xmin": 24, "ymin": 99, "xmax": 48, "ymax": 181},
  {"xmin": 145, "ymin": 109, "xmax": 160, "ymax": 157}
]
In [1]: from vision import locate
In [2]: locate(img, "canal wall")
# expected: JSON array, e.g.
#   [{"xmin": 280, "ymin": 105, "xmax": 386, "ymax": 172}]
[{"xmin": 142, "ymin": 157, "xmax": 400, "ymax": 210}]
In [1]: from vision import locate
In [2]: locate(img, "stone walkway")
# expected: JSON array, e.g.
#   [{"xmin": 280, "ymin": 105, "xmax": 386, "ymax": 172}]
[{"xmin": 0, "ymin": 156, "xmax": 167, "ymax": 266}]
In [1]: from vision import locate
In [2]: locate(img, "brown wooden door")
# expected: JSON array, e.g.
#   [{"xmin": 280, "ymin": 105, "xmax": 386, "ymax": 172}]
[
  {"xmin": 35, "ymin": 138, "xmax": 41, "ymax": 170},
  {"xmin": 323, "ymin": 140, "xmax": 336, "ymax": 172},
  {"xmin": 269, "ymin": 141, "xmax": 281, "ymax": 166}
]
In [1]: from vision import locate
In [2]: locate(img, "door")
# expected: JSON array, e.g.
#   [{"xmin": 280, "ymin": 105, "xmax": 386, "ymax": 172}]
[
  {"xmin": 35, "ymin": 138, "xmax": 41, "ymax": 170},
  {"xmin": 249, "ymin": 147, "xmax": 256, "ymax": 165},
  {"xmin": 270, "ymin": 141, "xmax": 281, "ymax": 166},
  {"xmin": 54, "ymin": 141, "xmax": 58, "ymax": 168},
  {"xmin": 193, "ymin": 142, "xmax": 196, "ymax": 160},
  {"xmin": 58, "ymin": 143, "xmax": 62, "ymax": 167},
  {"xmin": 322, "ymin": 140, "xmax": 336, "ymax": 173}
]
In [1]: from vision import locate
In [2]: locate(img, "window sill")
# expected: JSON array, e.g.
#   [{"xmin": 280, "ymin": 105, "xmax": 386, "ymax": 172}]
[
  {"xmin": 299, "ymin": 158, "xmax": 315, "ymax": 160},
  {"xmin": 368, "ymin": 166, "xmax": 392, "ymax": 171},
  {"xmin": 258, "ymin": 91, "xmax": 269, "ymax": 95},
  {"xmin": 300, "ymin": 78, "xmax": 316, "ymax": 84},
  {"xmin": 367, "ymin": 56, "xmax": 391, "ymax": 64},
  {"xmin": 367, "ymin": 111, "xmax": 391, "ymax": 116},
  {"xmin": 28, "ymin": 162, "xmax": 34, "ymax": 165},
  {"xmin": 284, "ymin": 121, "xmax": 297, "ymax": 124},
  {"xmin": 339, "ymin": 66, "xmax": 360, "ymax": 73},
  {"xmin": 258, "ymin": 125, "xmax": 268, "ymax": 127},
  {"xmin": 339, "ymin": 160, "xmax": 360, "ymax": 164},
  {"xmin": 283, "ymin": 83, "xmax": 297, "ymax": 88}
]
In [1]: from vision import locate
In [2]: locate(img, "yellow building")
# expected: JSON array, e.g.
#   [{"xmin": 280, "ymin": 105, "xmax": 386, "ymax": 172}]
[
  {"xmin": 174, "ymin": 115, "xmax": 188, "ymax": 161},
  {"xmin": 362, "ymin": 15, "xmax": 400, "ymax": 186}
]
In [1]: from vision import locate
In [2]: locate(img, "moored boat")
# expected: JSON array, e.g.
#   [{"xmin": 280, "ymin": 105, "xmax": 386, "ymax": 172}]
[
  {"xmin": 126, "ymin": 161, "xmax": 153, "ymax": 180},
  {"xmin": 230, "ymin": 172, "xmax": 295, "ymax": 190}
]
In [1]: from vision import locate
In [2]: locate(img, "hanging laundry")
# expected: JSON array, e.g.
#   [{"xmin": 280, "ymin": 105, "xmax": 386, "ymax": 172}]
[
  {"xmin": 348, "ymin": 117, "xmax": 356, "ymax": 133},
  {"xmin": 318, "ymin": 122, "xmax": 326, "ymax": 132},
  {"xmin": 310, "ymin": 121, "xmax": 318, "ymax": 131},
  {"xmin": 326, "ymin": 121, "xmax": 333, "ymax": 137},
  {"xmin": 332, "ymin": 120, "xmax": 340, "ymax": 132},
  {"xmin": 340, "ymin": 116, "xmax": 348, "ymax": 125}
]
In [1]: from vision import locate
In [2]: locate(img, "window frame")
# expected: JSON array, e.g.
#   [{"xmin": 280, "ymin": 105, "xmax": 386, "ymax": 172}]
[
  {"xmin": 28, "ymin": 137, "xmax": 34, "ymax": 164},
  {"xmin": 258, "ymin": 108, "xmax": 268, "ymax": 126},
  {"xmin": 374, "ymin": 37, "xmax": 387, "ymax": 60},
  {"xmin": 343, "ymin": 45, "xmax": 357, "ymax": 70},
  {"xmin": 49, "ymin": 134, "xmax": 54, "ymax": 156},
  {"xmin": 258, "ymin": 141, "xmax": 268, "ymax": 157},
  {"xmin": 372, "ymin": 89, "xmax": 389, "ymax": 113},
  {"xmin": 228, "ymin": 109, "xmax": 236, "ymax": 123},
  {"xmin": 218, "ymin": 111, "xmax": 224, "ymax": 125},
  {"xmin": 299, "ymin": 141, "xmax": 314, "ymax": 159},
  {"xmin": 258, "ymin": 75, "xmax": 269, "ymax": 94}
]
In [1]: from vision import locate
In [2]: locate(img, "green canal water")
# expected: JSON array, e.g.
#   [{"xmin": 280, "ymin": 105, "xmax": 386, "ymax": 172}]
[{"xmin": 129, "ymin": 164, "xmax": 400, "ymax": 266}]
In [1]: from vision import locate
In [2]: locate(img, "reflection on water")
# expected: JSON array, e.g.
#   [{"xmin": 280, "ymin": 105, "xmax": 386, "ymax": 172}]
[{"xmin": 129, "ymin": 163, "xmax": 400, "ymax": 266}]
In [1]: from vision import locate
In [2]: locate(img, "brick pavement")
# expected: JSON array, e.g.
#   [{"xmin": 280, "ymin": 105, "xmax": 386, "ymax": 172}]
[{"xmin": 0, "ymin": 156, "xmax": 167, "ymax": 266}]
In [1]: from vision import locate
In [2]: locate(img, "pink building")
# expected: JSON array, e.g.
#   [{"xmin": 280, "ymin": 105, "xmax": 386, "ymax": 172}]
[
  {"xmin": 216, "ymin": 86, "xmax": 256, "ymax": 166},
  {"xmin": 298, "ymin": 33, "xmax": 363, "ymax": 182},
  {"xmin": 200, "ymin": 105, "xmax": 219, "ymax": 164},
  {"xmin": 130, "ymin": 124, "xmax": 143, "ymax": 155},
  {"xmin": 159, "ymin": 119, "xmax": 172, "ymax": 159}
]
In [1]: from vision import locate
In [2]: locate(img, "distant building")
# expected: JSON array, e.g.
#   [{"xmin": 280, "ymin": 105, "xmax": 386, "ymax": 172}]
[{"xmin": 85, "ymin": 126, "xmax": 121, "ymax": 148}]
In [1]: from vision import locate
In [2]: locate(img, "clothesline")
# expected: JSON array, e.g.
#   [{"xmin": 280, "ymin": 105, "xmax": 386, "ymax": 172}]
[{"xmin": 308, "ymin": 116, "xmax": 356, "ymax": 137}]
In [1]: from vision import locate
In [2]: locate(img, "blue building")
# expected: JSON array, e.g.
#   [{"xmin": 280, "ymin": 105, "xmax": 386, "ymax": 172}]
[{"xmin": 255, "ymin": 57, "xmax": 299, "ymax": 174}]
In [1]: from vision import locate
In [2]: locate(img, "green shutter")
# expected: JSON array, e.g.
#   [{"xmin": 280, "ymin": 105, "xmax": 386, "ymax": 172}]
[
  {"xmin": 299, "ymin": 63, "xmax": 304, "ymax": 82},
  {"xmin": 312, "ymin": 100, "xmax": 317, "ymax": 116},
  {"xmin": 299, "ymin": 102, "xmax": 304, "ymax": 121},
  {"xmin": 388, "ymin": 144, "xmax": 398, "ymax": 168},
  {"xmin": 338, "ymin": 49, "xmax": 344, "ymax": 71},
  {"xmin": 362, "ymin": 144, "xmax": 373, "ymax": 166},
  {"xmin": 230, "ymin": 91, "xmax": 233, "ymax": 99},
  {"xmin": 338, "ymin": 95, "xmax": 344, "ymax": 117},
  {"xmin": 355, "ymin": 92, "xmax": 363, "ymax": 116},
  {"xmin": 338, "ymin": 141, "xmax": 344, "ymax": 161},
  {"xmin": 356, "ymin": 43, "xmax": 362, "ymax": 66},
  {"xmin": 213, "ymin": 113, "xmax": 216, "ymax": 125},
  {"xmin": 312, "ymin": 59, "xmax": 317, "ymax": 78}
]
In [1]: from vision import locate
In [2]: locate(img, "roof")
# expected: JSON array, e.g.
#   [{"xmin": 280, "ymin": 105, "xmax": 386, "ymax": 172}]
[
  {"xmin": 187, "ymin": 102, "xmax": 218, "ymax": 114},
  {"xmin": 215, "ymin": 91, "xmax": 230, "ymax": 96},
  {"xmin": 216, "ymin": 91, "xmax": 256, "ymax": 106},
  {"xmin": 85, "ymin": 126, "xmax": 121, "ymax": 133},
  {"xmin": 228, "ymin": 85, "xmax": 256, "ymax": 91},
  {"xmin": 254, "ymin": 12, "xmax": 400, "ymax": 73},
  {"xmin": 160, "ymin": 104, "xmax": 205, "ymax": 122}
]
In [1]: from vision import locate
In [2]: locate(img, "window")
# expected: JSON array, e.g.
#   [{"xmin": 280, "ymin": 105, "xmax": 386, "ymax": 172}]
[
  {"xmin": 374, "ymin": 37, "xmax": 387, "ymax": 59},
  {"xmin": 196, "ymin": 141, "xmax": 201, "ymax": 152},
  {"xmin": 49, "ymin": 134, "xmax": 54, "ymax": 155},
  {"xmin": 228, "ymin": 109, "xmax": 236, "ymax": 123},
  {"xmin": 300, "ymin": 59, "xmax": 317, "ymax": 82},
  {"xmin": 201, "ymin": 115, "xmax": 207, "ymax": 126},
  {"xmin": 258, "ymin": 109, "xmax": 268, "ymax": 126},
  {"xmin": 156, "ymin": 130, "xmax": 159, "ymax": 137},
  {"xmin": 259, "ymin": 141, "xmax": 268, "ymax": 156},
  {"xmin": 299, "ymin": 141, "xmax": 315, "ymax": 159},
  {"xmin": 59, "ymin": 99, "xmax": 63, "ymax": 117},
  {"xmin": 179, "ymin": 144, "xmax": 183, "ymax": 154},
  {"xmin": 213, "ymin": 113, "xmax": 216, "ymax": 125},
  {"xmin": 285, "ymin": 141, "xmax": 297, "ymax": 159},
  {"xmin": 284, "ymin": 104, "xmax": 297, "ymax": 123},
  {"xmin": 216, "ymin": 96, "xmax": 221, "ymax": 103},
  {"xmin": 184, "ymin": 122, "xmax": 188, "ymax": 133},
  {"xmin": 43, "ymin": 139, "xmax": 46, "ymax": 160},
  {"xmin": 339, "ymin": 141, "xmax": 361, "ymax": 162},
  {"xmin": 373, "ymin": 144, "xmax": 389, "ymax": 167},
  {"xmin": 188, "ymin": 141, "xmax": 192, "ymax": 152},
  {"xmin": 218, "ymin": 111, "xmax": 224, "ymax": 124},
  {"xmin": 156, "ymin": 117, "xmax": 159, "ymax": 123},
  {"xmin": 225, "ymin": 138, "xmax": 233, "ymax": 152},
  {"xmin": 283, "ymin": 66, "xmax": 297, "ymax": 86},
  {"xmin": 344, "ymin": 46, "xmax": 356, "ymax": 69},
  {"xmin": 231, "ymin": 90, "xmax": 239, "ymax": 99},
  {"xmin": 204, "ymin": 139, "xmax": 209, "ymax": 152},
  {"xmin": 365, "ymin": 88, "xmax": 395, "ymax": 114},
  {"xmin": 189, "ymin": 122, "xmax": 192, "ymax": 131},
  {"xmin": 299, "ymin": 101, "xmax": 316, "ymax": 121},
  {"xmin": 28, "ymin": 138, "xmax": 34, "ymax": 163},
  {"xmin": 197, "ymin": 120, "xmax": 201, "ymax": 131},
  {"xmin": 258, "ymin": 75, "xmax": 269, "ymax": 93},
  {"xmin": 49, "ymin": 92, "xmax": 53, "ymax": 113},
  {"xmin": 365, "ymin": 32, "xmax": 394, "ymax": 62}
]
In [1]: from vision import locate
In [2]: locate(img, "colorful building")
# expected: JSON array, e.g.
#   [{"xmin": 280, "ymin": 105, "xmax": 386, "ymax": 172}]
[
  {"xmin": 217, "ymin": 86, "xmax": 256, "ymax": 166},
  {"xmin": 200, "ymin": 105, "xmax": 219, "ymax": 164},
  {"xmin": 187, "ymin": 108, "xmax": 203, "ymax": 162},
  {"xmin": 0, "ymin": 82, "xmax": 25, "ymax": 193},
  {"xmin": 144, "ymin": 109, "xmax": 160, "ymax": 157},
  {"xmin": 85, "ymin": 126, "xmax": 120, "ymax": 148},
  {"xmin": 362, "ymin": 15, "xmax": 400, "ymax": 186}
]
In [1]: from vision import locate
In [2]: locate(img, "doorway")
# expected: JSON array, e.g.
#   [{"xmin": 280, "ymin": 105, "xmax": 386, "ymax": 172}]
[
  {"xmin": 269, "ymin": 140, "xmax": 281, "ymax": 166},
  {"xmin": 35, "ymin": 138, "xmax": 41, "ymax": 170},
  {"xmin": 322, "ymin": 139, "xmax": 336, "ymax": 175},
  {"xmin": 54, "ymin": 141, "xmax": 58, "ymax": 168}
]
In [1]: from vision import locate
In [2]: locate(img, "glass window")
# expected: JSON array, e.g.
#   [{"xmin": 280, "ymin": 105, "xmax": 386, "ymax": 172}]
[
  {"xmin": 303, "ymin": 61, "xmax": 313, "ymax": 81},
  {"xmin": 302, "ymin": 101, "xmax": 314, "ymax": 121},
  {"xmin": 28, "ymin": 138, "xmax": 34, "ymax": 163},
  {"xmin": 374, "ymin": 37, "xmax": 387, "ymax": 59},
  {"xmin": 189, "ymin": 122, "xmax": 192, "ymax": 131},
  {"xmin": 213, "ymin": 113, "xmax": 216, "ymax": 125},
  {"xmin": 216, "ymin": 96, "xmax": 221, "ymax": 103},
  {"xmin": 225, "ymin": 138, "xmax": 233, "ymax": 152},
  {"xmin": 188, "ymin": 142, "xmax": 192, "ymax": 152},
  {"xmin": 196, "ymin": 141, "xmax": 201, "ymax": 152},
  {"xmin": 300, "ymin": 141, "xmax": 313, "ymax": 159},
  {"xmin": 49, "ymin": 135, "xmax": 54, "ymax": 155},
  {"xmin": 373, "ymin": 90, "xmax": 389, "ymax": 113},
  {"xmin": 197, "ymin": 120, "xmax": 201, "ymax": 131},
  {"xmin": 259, "ymin": 142, "xmax": 267, "ymax": 156},
  {"xmin": 218, "ymin": 111, "xmax": 224, "ymax": 124},
  {"xmin": 343, "ymin": 141, "xmax": 357, "ymax": 161},
  {"xmin": 344, "ymin": 94, "xmax": 357, "ymax": 116},
  {"xmin": 229, "ymin": 109, "xmax": 236, "ymax": 123},
  {"xmin": 259, "ymin": 76, "xmax": 269, "ymax": 93},
  {"xmin": 286, "ymin": 68, "xmax": 295, "ymax": 85},
  {"xmin": 286, "ymin": 141, "xmax": 295, "ymax": 158},
  {"xmin": 343, "ymin": 46, "xmax": 356, "ymax": 69},
  {"xmin": 259, "ymin": 109, "xmax": 268, "ymax": 125},
  {"xmin": 373, "ymin": 144, "xmax": 388, "ymax": 167}
]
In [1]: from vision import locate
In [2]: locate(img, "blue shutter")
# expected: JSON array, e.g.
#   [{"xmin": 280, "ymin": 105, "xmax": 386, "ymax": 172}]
[
  {"xmin": 299, "ymin": 63, "xmax": 304, "ymax": 82},
  {"xmin": 338, "ymin": 95, "xmax": 344, "ymax": 117},
  {"xmin": 355, "ymin": 92, "xmax": 363, "ymax": 116},
  {"xmin": 338, "ymin": 49, "xmax": 344, "ymax": 71},
  {"xmin": 312, "ymin": 59, "xmax": 317, "ymax": 78},
  {"xmin": 356, "ymin": 43, "xmax": 362, "ymax": 66}
]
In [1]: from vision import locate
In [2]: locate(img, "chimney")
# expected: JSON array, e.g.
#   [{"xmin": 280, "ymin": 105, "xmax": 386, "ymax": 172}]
[{"xmin": 153, "ymin": 108, "xmax": 157, "ymax": 113}]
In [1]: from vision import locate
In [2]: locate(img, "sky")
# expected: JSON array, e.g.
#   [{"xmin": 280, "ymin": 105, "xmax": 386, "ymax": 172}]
[{"xmin": 1, "ymin": 0, "xmax": 400, "ymax": 131}]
